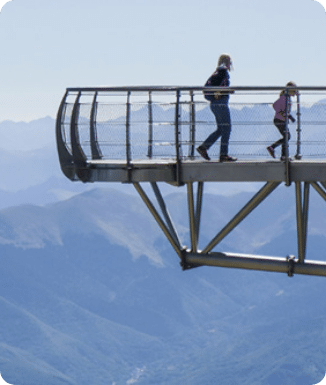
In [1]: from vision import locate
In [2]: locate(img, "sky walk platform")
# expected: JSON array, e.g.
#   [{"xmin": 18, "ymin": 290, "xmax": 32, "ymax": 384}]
[{"xmin": 56, "ymin": 86, "xmax": 326, "ymax": 277}]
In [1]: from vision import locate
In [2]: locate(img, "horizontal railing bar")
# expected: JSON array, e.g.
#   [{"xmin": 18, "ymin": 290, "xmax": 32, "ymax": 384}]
[{"xmin": 66, "ymin": 86, "xmax": 326, "ymax": 93}]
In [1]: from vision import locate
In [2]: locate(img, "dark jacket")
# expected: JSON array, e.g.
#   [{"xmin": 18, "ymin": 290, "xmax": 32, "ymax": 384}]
[{"xmin": 203, "ymin": 66, "xmax": 230, "ymax": 102}]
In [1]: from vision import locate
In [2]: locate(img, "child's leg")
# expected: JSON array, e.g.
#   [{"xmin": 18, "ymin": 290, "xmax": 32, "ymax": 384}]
[{"xmin": 271, "ymin": 119, "xmax": 286, "ymax": 150}]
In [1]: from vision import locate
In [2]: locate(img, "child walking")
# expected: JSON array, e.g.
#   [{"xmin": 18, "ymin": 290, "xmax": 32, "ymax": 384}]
[{"xmin": 267, "ymin": 82, "xmax": 298, "ymax": 160}]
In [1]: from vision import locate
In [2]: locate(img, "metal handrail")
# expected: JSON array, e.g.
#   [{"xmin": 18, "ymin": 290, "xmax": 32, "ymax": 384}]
[{"xmin": 65, "ymin": 86, "xmax": 326, "ymax": 92}]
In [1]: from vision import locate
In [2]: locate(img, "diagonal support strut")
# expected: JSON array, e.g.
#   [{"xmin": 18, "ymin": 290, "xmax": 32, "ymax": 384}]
[
  {"xmin": 202, "ymin": 181, "xmax": 280, "ymax": 254},
  {"xmin": 311, "ymin": 182, "xmax": 326, "ymax": 201},
  {"xmin": 133, "ymin": 182, "xmax": 183, "ymax": 258}
]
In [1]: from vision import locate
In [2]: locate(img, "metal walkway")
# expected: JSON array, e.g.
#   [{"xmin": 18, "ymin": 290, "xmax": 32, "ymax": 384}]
[{"xmin": 56, "ymin": 86, "xmax": 326, "ymax": 277}]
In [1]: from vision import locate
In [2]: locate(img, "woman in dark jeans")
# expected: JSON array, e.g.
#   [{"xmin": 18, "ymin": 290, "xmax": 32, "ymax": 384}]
[
  {"xmin": 267, "ymin": 82, "xmax": 297, "ymax": 160},
  {"xmin": 197, "ymin": 54, "xmax": 237, "ymax": 162}
]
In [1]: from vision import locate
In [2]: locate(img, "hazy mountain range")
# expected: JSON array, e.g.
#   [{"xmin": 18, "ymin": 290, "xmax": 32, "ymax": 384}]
[
  {"xmin": 1, "ymin": 185, "xmax": 326, "ymax": 384},
  {"xmin": 0, "ymin": 106, "xmax": 326, "ymax": 384}
]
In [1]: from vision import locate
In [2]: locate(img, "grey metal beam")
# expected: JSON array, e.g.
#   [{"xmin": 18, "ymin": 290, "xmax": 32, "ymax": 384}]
[
  {"xmin": 150, "ymin": 182, "xmax": 181, "ymax": 248},
  {"xmin": 296, "ymin": 182, "xmax": 304, "ymax": 262},
  {"xmin": 311, "ymin": 182, "xmax": 326, "ymax": 201},
  {"xmin": 195, "ymin": 182, "xmax": 204, "ymax": 244},
  {"xmin": 70, "ymin": 92, "xmax": 83, "ymax": 164},
  {"xmin": 187, "ymin": 182, "xmax": 197, "ymax": 252},
  {"xmin": 202, "ymin": 181, "xmax": 280, "ymax": 254},
  {"xmin": 66, "ymin": 86, "xmax": 326, "ymax": 93},
  {"xmin": 70, "ymin": 92, "xmax": 91, "ymax": 182},
  {"xmin": 302, "ymin": 182, "xmax": 310, "ymax": 260},
  {"xmin": 133, "ymin": 182, "xmax": 183, "ymax": 258},
  {"xmin": 296, "ymin": 182, "xmax": 310, "ymax": 263},
  {"xmin": 55, "ymin": 91, "xmax": 76, "ymax": 180},
  {"xmin": 89, "ymin": 92, "xmax": 102, "ymax": 160},
  {"xmin": 84, "ymin": 160, "xmax": 326, "ymax": 184},
  {"xmin": 185, "ymin": 252, "xmax": 326, "ymax": 277}
]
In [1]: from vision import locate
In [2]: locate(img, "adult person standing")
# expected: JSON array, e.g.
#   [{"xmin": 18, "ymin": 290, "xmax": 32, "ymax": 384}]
[{"xmin": 197, "ymin": 54, "xmax": 237, "ymax": 162}]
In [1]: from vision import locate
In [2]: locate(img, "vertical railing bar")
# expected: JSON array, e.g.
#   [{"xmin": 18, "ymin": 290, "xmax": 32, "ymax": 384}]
[
  {"xmin": 187, "ymin": 182, "xmax": 197, "ymax": 252},
  {"xmin": 284, "ymin": 88, "xmax": 291, "ymax": 186},
  {"xmin": 175, "ymin": 89, "xmax": 182, "ymax": 185},
  {"xmin": 126, "ymin": 91, "xmax": 131, "ymax": 163},
  {"xmin": 126, "ymin": 91, "xmax": 132, "ymax": 180},
  {"xmin": 147, "ymin": 91, "xmax": 153, "ymax": 158},
  {"xmin": 189, "ymin": 91, "xmax": 195, "ymax": 158},
  {"xmin": 295, "ymin": 91, "xmax": 302, "ymax": 160}
]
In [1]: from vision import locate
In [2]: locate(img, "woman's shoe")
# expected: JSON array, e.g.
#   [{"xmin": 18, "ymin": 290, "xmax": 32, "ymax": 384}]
[
  {"xmin": 267, "ymin": 146, "xmax": 275, "ymax": 158},
  {"xmin": 280, "ymin": 156, "xmax": 292, "ymax": 161},
  {"xmin": 197, "ymin": 146, "xmax": 211, "ymax": 160},
  {"xmin": 220, "ymin": 155, "xmax": 237, "ymax": 162}
]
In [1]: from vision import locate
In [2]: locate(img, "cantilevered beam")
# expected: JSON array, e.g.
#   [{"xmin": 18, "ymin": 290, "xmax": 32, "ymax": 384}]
[{"xmin": 185, "ymin": 252, "xmax": 326, "ymax": 277}]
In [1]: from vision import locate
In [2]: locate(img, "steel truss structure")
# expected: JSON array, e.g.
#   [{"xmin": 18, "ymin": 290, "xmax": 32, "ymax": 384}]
[
  {"xmin": 134, "ymin": 180, "xmax": 326, "ymax": 277},
  {"xmin": 56, "ymin": 86, "xmax": 326, "ymax": 277}
]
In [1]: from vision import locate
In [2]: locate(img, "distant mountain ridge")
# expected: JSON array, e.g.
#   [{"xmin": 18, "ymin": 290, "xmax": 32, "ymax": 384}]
[
  {"xmin": 1, "ymin": 181, "xmax": 326, "ymax": 261},
  {"xmin": 0, "ymin": 116, "xmax": 54, "ymax": 152},
  {"xmin": 0, "ymin": 188, "xmax": 164, "ymax": 263},
  {"xmin": 1, "ymin": 186, "xmax": 326, "ymax": 384}
]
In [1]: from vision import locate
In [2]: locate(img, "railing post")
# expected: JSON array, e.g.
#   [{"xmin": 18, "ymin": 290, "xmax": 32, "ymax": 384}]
[
  {"xmin": 284, "ymin": 88, "xmax": 291, "ymax": 186},
  {"xmin": 125, "ymin": 91, "xmax": 133, "ymax": 182},
  {"xmin": 126, "ymin": 91, "xmax": 131, "ymax": 165},
  {"xmin": 295, "ymin": 91, "xmax": 302, "ymax": 160},
  {"xmin": 147, "ymin": 91, "xmax": 153, "ymax": 159},
  {"xmin": 175, "ymin": 89, "xmax": 182, "ymax": 185},
  {"xmin": 189, "ymin": 91, "xmax": 195, "ymax": 158},
  {"xmin": 56, "ymin": 91, "xmax": 76, "ymax": 180},
  {"xmin": 90, "ymin": 91, "xmax": 102, "ymax": 160},
  {"xmin": 70, "ymin": 91, "xmax": 91, "ymax": 182}
]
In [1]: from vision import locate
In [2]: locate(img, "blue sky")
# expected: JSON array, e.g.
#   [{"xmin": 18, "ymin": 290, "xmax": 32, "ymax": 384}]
[{"xmin": 0, "ymin": 0, "xmax": 325, "ymax": 121}]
